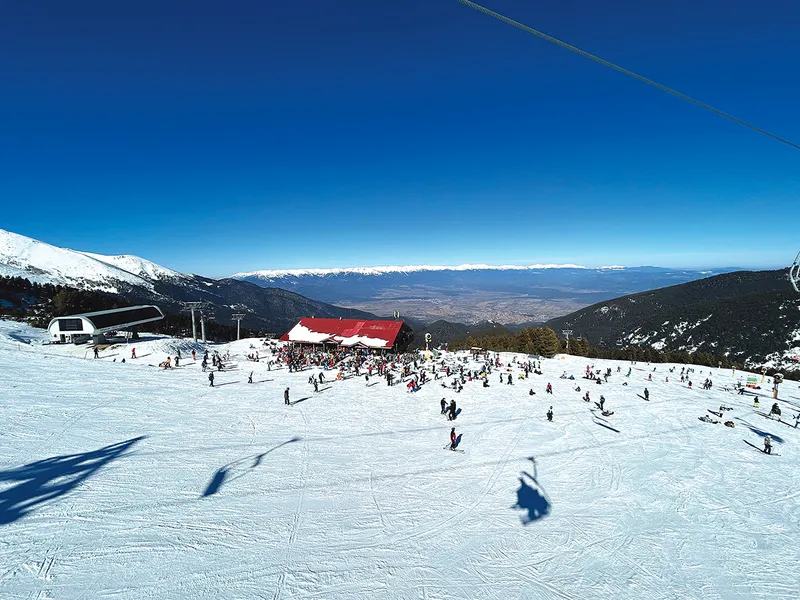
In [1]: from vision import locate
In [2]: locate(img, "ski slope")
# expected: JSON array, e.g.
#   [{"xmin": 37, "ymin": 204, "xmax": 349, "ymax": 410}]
[{"xmin": 1, "ymin": 320, "xmax": 799, "ymax": 600}]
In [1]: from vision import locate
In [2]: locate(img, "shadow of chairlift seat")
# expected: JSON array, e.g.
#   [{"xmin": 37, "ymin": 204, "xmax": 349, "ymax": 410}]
[{"xmin": 512, "ymin": 457, "xmax": 552, "ymax": 524}]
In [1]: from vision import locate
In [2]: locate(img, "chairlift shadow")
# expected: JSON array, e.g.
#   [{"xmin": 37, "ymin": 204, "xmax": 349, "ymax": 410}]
[
  {"xmin": 512, "ymin": 457, "xmax": 551, "ymax": 525},
  {"xmin": 215, "ymin": 381, "xmax": 239, "ymax": 387},
  {"xmin": 0, "ymin": 436, "xmax": 145, "ymax": 525},
  {"xmin": 737, "ymin": 419, "xmax": 785, "ymax": 444},
  {"xmin": 593, "ymin": 420, "xmax": 620, "ymax": 434},
  {"xmin": 291, "ymin": 397, "xmax": 311, "ymax": 405}
]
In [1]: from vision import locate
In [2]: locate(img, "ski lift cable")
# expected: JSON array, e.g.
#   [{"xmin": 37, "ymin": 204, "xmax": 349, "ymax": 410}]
[{"xmin": 453, "ymin": 0, "xmax": 800, "ymax": 152}]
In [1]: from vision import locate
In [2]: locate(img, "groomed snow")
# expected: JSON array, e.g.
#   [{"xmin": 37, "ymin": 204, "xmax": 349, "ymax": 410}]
[{"xmin": 1, "ymin": 320, "xmax": 799, "ymax": 599}]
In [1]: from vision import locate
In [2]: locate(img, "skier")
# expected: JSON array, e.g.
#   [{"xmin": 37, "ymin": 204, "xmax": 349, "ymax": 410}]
[
  {"xmin": 313, "ymin": 379, "xmax": 319, "ymax": 393},
  {"xmin": 131, "ymin": 348, "xmax": 136, "ymax": 359},
  {"xmin": 192, "ymin": 350, "xmax": 196, "ymax": 361},
  {"xmin": 794, "ymin": 412, "xmax": 800, "ymax": 428},
  {"xmin": 546, "ymin": 383, "xmax": 553, "ymax": 395},
  {"xmin": 449, "ymin": 427, "xmax": 457, "ymax": 451},
  {"xmin": 644, "ymin": 388, "xmax": 649, "ymax": 401},
  {"xmin": 599, "ymin": 395, "xmax": 606, "ymax": 411},
  {"xmin": 208, "ymin": 372, "xmax": 214, "ymax": 387},
  {"xmin": 284, "ymin": 387, "xmax": 290, "ymax": 406},
  {"xmin": 248, "ymin": 371, "xmax": 253, "ymax": 384},
  {"xmin": 754, "ymin": 398, "xmax": 760, "ymax": 408},
  {"xmin": 93, "ymin": 346, "xmax": 99, "ymax": 359},
  {"xmin": 769, "ymin": 403, "xmax": 781, "ymax": 420},
  {"xmin": 175, "ymin": 355, "xmax": 180, "ymax": 367},
  {"xmin": 507, "ymin": 373, "xmax": 513, "ymax": 385},
  {"xmin": 547, "ymin": 406, "xmax": 553, "ymax": 422},
  {"xmin": 441, "ymin": 398, "xmax": 447, "ymax": 414},
  {"xmin": 448, "ymin": 399, "xmax": 457, "ymax": 421},
  {"xmin": 764, "ymin": 435, "xmax": 772, "ymax": 455}
]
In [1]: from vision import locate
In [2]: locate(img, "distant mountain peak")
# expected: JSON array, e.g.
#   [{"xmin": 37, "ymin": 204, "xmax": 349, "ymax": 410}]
[{"xmin": 232, "ymin": 263, "xmax": 631, "ymax": 279}]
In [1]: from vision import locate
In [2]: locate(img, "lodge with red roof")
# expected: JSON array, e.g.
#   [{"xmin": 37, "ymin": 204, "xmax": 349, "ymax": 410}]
[{"xmin": 280, "ymin": 318, "xmax": 413, "ymax": 353}]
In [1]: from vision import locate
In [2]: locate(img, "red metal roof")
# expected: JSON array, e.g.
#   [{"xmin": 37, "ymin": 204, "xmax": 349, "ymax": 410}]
[{"xmin": 280, "ymin": 318, "xmax": 406, "ymax": 349}]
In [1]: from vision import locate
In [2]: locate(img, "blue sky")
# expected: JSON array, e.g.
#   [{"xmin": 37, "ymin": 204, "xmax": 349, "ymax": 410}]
[{"xmin": 1, "ymin": 0, "xmax": 798, "ymax": 275}]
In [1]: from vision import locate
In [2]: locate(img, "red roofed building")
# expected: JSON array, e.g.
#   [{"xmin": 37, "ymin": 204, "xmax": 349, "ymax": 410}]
[{"xmin": 280, "ymin": 318, "xmax": 413, "ymax": 352}]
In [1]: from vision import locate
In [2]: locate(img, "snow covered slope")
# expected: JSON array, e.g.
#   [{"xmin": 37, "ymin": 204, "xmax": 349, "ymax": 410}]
[
  {"xmin": 0, "ymin": 229, "xmax": 376, "ymax": 332},
  {"xmin": 1, "ymin": 320, "xmax": 798, "ymax": 599},
  {"xmin": 0, "ymin": 228, "xmax": 159, "ymax": 293}
]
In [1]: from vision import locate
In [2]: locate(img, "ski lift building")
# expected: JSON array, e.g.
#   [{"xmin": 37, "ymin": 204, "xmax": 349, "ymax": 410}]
[{"xmin": 47, "ymin": 305, "xmax": 165, "ymax": 344}]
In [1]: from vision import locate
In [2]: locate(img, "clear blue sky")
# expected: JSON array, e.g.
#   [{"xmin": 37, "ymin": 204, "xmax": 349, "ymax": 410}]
[{"xmin": 1, "ymin": 0, "xmax": 798, "ymax": 275}]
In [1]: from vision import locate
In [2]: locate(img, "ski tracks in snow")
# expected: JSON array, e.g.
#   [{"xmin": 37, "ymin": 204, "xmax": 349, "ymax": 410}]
[{"xmin": 272, "ymin": 405, "xmax": 310, "ymax": 600}]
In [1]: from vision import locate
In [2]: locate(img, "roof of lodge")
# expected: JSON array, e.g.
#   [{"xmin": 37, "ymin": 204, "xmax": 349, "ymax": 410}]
[{"xmin": 280, "ymin": 318, "xmax": 406, "ymax": 349}]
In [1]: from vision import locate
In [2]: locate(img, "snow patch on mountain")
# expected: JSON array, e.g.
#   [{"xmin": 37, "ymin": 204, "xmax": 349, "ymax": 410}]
[
  {"xmin": 233, "ymin": 263, "xmax": 625, "ymax": 279},
  {"xmin": 0, "ymin": 228, "xmax": 155, "ymax": 293}
]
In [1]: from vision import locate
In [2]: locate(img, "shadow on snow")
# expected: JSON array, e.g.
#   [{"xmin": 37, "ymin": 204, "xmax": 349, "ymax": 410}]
[
  {"xmin": 0, "ymin": 436, "xmax": 145, "ymax": 525},
  {"xmin": 737, "ymin": 419, "xmax": 785, "ymax": 444},
  {"xmin": 202, "ymin": 437, "xmax": 302, "ymax": 497},
  {"xmin": 512, "ymin": 457, "xmax": 551, "ymax": 525}
]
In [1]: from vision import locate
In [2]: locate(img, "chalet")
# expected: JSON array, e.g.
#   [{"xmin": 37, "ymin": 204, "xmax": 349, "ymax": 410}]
[{"xmin": 280, "ymin": 318, "xmax": 413, "ymax": 353}]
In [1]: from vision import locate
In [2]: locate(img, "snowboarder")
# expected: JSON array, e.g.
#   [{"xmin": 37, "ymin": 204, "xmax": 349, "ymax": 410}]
[
  {"xmin": 284, "ymin": 387, "xmax": 290, "ymax": 405},
  {"xmin": 248, "ymin": 371, "xmax": 253, "ymax": 384},
  {"xmin": 769, "ymin": 403, "xmax": 781, "ymax": 420},
  {"xmin": 441, "ymin": 398, "xmax": 447, "ymax": 414},
  {"xmin": 507, "ymin": 373, "xmax": 513, "ymax": 385},
  {"xmin": 93, "ymin": 346, "xmax": 99, "ymax": 358},
  {"xmin": 208, "ymin": 372, "xmax": 214, "ymax": 387},
  {"xmin": 529, "ymin": 389, "xmax": 535, "ymax": 396},
  {"xmin": 764, "ymin": 435, "xmax": 772, "ymax": 455},
  {"xmin": 754, "ymin": 398, "xmax": 760, "ymax": 408},
  {"xmin": 449, "ymin": 427, "xmax": 457, "ymax": 451},
  {"xmin": 584, "ymin": 391, "xmax": 590, "ymax": 403},
  {"xmin": 546, "ymin": 383, "xmax": 553, "ymax": 395},
  {"xmin": 547, "ymin": 406, "xmax": 553, "ymax": 422},
  {"xmin": 643, "ymin": 388, "xmax": 649, "ymax": 401}
]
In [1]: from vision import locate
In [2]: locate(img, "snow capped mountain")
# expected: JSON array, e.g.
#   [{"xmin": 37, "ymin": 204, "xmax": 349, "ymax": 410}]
[
  {"xmin": 0, "ymin": 228, "xmax": 162, "ymax": 293},
  {"xmin": 233, "ymin": 261, "xmax": 742, "ymax": 324},
  {"xmin": 0, "ymin": 228, "xmax": 378, "ymax": 333},
  {"xmin": 233, "ymin": 263, "xmax": 626, "ymax": 279},
  {"xmin": 82, "ymin": 252, "xmax": 187, "ymax": 282}
]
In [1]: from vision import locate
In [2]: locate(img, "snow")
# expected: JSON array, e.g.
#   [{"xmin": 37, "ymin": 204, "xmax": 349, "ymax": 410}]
[
  {"xmin": 2, "ymin": 319, "xmax": 800, "ymax": 599},
  {"xmin": 81, "ymin": 253, "xmax": 187, "ymax": 282},
  {"xmin": 0, "ymin": 228, "xmax": 194, "ymax": 293},
  {"xmin": 233, "ymin": 263, "xmax": 612, "ymax": 279},
  {"xmin": 0, "ymin": 229, "xmax": 158, "ymax": 293}
]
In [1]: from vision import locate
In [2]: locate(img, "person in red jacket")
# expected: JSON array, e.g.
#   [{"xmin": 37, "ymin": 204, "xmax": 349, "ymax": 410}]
[{"xmin": 449, "ymin": 427, "xmax": 457, "ymax": 450}]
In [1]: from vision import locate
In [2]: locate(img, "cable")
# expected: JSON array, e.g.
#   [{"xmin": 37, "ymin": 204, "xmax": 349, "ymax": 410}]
[{"xmin": 454, "ymin": 0, "xmax": 800, "ymax": 151}]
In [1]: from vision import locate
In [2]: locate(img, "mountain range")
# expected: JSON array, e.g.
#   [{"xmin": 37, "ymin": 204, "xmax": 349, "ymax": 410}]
[
  {"xmin": 233, "ymin": 264, "xmax": 741, "ymax": 324},
  {"xmin": 0, "ymin": 229, "xmax": 375, "ymax": 334},
  {"xmin": 544, "ymin": 270, "xmax": 800, "ymax": 372}
]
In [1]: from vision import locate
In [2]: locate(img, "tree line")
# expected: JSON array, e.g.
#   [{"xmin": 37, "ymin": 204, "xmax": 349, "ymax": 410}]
[{"xmin": 0, "ymin": 275, "xmax": 254, "ymax": 342}]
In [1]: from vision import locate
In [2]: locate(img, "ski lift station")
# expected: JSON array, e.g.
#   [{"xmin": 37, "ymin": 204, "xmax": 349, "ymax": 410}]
[{"xmin": 47, "ymin": 305, "xmax": 165, "ymax": 344}]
